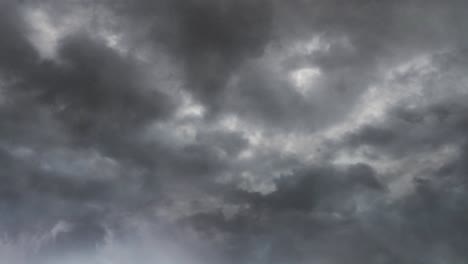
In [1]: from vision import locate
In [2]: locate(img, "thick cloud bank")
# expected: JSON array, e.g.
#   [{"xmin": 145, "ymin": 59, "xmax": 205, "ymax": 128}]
[{"xmin": 1, "ymin": 0, "xmax": 468, "ymax": 263}]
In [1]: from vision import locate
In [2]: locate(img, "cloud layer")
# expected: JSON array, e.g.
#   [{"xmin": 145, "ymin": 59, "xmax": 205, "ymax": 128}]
[{"xmin": 1, "ymin": 0, "xmax": 468, "ymax": 263}]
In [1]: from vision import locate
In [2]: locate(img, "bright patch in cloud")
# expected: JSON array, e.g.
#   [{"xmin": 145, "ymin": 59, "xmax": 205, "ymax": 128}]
[
  {"xmin": 289, "ymin": 67, "xmax": 321, "ymax": 95},
  {"xmin": 25, "ymin": 8, "xmax": 60, "ymax": 59}
]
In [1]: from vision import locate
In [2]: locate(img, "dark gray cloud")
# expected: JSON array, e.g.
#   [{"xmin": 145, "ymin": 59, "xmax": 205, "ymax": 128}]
[
  {"xmin": 111, "ymin": 0, "xmax": 273, "ymax": 113},
  {"xmin": 1, "ymin": 0, "xmax": 468, "ymax": 263},
  {"xmin": 343, "ymin": 88, "xmax": 468, "ymax": 159}
]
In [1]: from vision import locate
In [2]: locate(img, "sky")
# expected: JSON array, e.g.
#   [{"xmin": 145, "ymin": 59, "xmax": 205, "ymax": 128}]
[{"xmin": 1, "ymin": 0, "xmax": 468, "ymax": 263}]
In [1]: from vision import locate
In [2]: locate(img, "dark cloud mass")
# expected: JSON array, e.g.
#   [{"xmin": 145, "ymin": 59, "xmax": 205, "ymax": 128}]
[{"xmin": 1, "ymin": 0, "xmax": 468, "ymax": 263}]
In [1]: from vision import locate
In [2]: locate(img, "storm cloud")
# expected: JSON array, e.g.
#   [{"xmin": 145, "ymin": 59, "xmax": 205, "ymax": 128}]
[{"xmin": 1, "ymin": 0, "xmax": 468, "ymax": 263}]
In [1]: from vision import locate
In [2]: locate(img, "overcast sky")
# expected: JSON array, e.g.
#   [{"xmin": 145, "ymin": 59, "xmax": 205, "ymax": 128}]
[{"xmin": 1, "ymin": 0, "xmax": 468, "ymax": 263}]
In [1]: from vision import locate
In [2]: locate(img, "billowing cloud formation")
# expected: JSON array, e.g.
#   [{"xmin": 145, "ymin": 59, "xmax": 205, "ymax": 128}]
[{"xmin": 1, "ymin": 0, "xmax": 468, "ymax": 263}]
